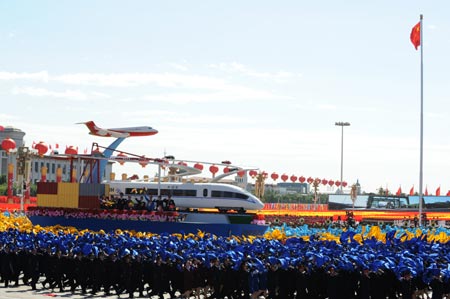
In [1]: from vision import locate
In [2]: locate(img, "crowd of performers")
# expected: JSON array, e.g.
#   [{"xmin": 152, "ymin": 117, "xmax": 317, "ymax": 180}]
[{"xmin": 1, "ymin": 221, "xmax": 450, "ymax": 298}]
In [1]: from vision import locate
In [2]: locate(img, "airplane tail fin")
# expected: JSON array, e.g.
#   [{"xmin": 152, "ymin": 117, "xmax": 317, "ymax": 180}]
[{"xmin": 77, "ymin": 121, "xmax": 97, "ymax": 135}]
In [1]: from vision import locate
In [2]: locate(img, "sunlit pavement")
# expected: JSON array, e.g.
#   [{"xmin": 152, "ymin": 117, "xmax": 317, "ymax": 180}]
[{"xmin": 0, "ymin": 284, "xmax": 177, "ymax": 299}]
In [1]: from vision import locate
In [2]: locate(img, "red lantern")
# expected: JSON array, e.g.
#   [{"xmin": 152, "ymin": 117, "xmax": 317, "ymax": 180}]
[
  {"xmin": 271, "ymin": 172, "xmax": 279, "ymax": 181},
  {"xmin": 209, "ymin": 165, "xmax": 219, "ymax": 175},
  {"xmin": 194, "ymin": 163, "xmax": 204, "ymax": 171},
  {"xmin": 299, "ymin": 176, "xmax": 306, "ymax": 183},
  {"xmin": 34, "ymin": 141, "xmax": 48, "ymax": 156},
  {"xmin": 335, "ymin": 181, "xmax": 341, "ymax": 187},
  {"xmin": 321, "ymin": 179, "xmax": 328, "ymax": 185},
  {"xmin": 281, "ymin": 174, "xmax": 288, "ymax": 182},
  {"xmin": 249, "ymin": 170, "xmax": 258, "ymax": 178},
  {"xmin": 342, "ymin": 181, "xmax": 348, "ymax": 187},
  {"xmin": 237, "ymin": 170, "xmax": 245, "ymax": 177},
  {"xmin": 290, "ymin": 175, "xmax": 298, "ymax": 183},
  {"xmin": 1, "ymin": 138, "xmax": 16, "ymax": 153},
  {"xmin": 117, "ymin": 152, "xmax": 127, "ymax": 165},
  {"xmin": 139, "ymin": 158, "xmax": 148, "ymax": 168},
  {"xmin": 328, "ymin": 180, "xmax": 334, "ymax": 186},
  {"xmin": 178, "ymin": 161, "xmax": 187, "ymax": 167},
  {"xmin": 65, "ymin": 145, "xmax": 78, "ymax": 155},
  {"xmin": 223, "ymin": 166, "xmax": 230, "ymax": 173},
  {"xmin": 307, "ymin": 177, "xmax": 314, "ymax": 184}
]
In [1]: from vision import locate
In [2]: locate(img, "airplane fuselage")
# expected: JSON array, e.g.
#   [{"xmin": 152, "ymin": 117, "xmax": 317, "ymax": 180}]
[{"xmin": 82, "ymin": 121, "xmax": 158, "ymax": 138}]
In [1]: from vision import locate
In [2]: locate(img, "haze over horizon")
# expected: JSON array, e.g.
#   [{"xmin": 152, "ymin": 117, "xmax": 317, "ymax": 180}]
[{"xmin": 1, "ymin": 1, "xmax": 450, "ymax": 194}]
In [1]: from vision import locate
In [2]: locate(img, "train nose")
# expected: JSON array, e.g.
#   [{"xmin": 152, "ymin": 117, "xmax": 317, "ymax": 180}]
[{"xmin": 251, "ymin": 197, "xmax": 264, "ymax": 210}]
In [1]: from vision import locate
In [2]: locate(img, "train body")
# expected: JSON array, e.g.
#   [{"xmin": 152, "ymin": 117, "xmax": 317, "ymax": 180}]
[{"xmin": 108, "ymin": 181, "xmax": 264, "ymax": 212}]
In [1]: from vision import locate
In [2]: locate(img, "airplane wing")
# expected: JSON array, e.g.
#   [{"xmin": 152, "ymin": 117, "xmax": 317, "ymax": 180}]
[
  {"xmin": 107, "ymin": 130, "xmax": 130, "ymax": 138},
  {"xmin": 86, "ymin": 128, "xmax": 129, "ymax": 138}
]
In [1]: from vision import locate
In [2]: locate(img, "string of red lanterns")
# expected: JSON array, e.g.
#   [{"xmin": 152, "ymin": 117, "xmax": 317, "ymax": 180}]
[
  {"xmin": 4, "ymin": 141, "xmax": 349, "ymax": 186},
  {"xmin": 251, "ymin": 171, "xmax": 348, "ymax": 187}
]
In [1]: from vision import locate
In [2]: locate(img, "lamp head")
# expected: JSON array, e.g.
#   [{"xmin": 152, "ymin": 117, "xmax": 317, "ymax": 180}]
[{"xmin": 335, "ymin": 122, "xmax": 350, "ymax": 127}]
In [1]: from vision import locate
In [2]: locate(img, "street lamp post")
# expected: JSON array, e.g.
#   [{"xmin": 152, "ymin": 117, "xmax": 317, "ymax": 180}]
[{"xmin": 335, "ymin": 122, "xmax": 350, "ymax": 194}]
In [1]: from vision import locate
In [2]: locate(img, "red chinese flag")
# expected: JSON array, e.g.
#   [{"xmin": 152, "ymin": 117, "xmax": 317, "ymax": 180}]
[
  {"xmin": 410, "ymin": 22, "xmax": 421, "ymax": 50},
  {"xmin": 396, "ymin": 186, "xmax": 402, "ymax": 196},
  {"xmin": 436, "ymin": 186, "xmax": 441, "ymax": 196},
  {"xmin": 424, "ymin": 186, "xmax": 428, "ymax": 196},
  {"xmin": 409, "ymin": 186, "xmax": 414, "ymax": 196},
  {"xmin": 447, "ymin": 190, "xmax": 450, "ymax": 196}
]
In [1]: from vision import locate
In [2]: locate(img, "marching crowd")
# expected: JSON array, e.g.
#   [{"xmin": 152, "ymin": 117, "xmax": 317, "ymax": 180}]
[
  {"xmin": 1, "ymin": 242, "xmax": 448, "ymax": 299},
  {"xmin": 0, "ymin": 224, "xmax": 450, "ymax": 299}
]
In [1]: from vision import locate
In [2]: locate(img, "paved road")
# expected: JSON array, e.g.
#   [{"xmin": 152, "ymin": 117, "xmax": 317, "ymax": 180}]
[{"xmin": 0, "ymin": 284, "xmax": 175, "ymax": 299}]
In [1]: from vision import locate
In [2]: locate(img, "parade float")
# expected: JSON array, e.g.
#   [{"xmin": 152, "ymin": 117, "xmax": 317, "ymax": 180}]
[{"xmin": 5, "ymin": 121, "xmax": 268, "ymax": 236}]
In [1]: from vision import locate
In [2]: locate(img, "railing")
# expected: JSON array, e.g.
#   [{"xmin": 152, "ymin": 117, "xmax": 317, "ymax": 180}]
[{"xmin": 263, "ymin": 203, "xmax": 328, "ymax": 211}]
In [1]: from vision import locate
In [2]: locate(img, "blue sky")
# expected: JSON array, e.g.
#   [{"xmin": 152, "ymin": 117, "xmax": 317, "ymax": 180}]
[{"xmin": 1, "ymin": 1, "xmax": 449, "ymax": 194}]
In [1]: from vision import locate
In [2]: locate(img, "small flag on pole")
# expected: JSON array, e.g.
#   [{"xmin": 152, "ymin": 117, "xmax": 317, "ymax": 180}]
[
  {"xmin": 424, "ymin": 186, "xmax": 428, "ymax": 196},
  {"xmin": 436, "ymin": 186, "xmax": 441, "ymax": 196},
  {"xmin": 409, "ymin": 186, "xmax": 414, "ymax": 196},
  {"xmin": 410, "ymin": 21, "xmax": 421, "ymax": 50},
  {"xmin": 396, "ymin": 186, "xmax": 402, "ymax": 196}
]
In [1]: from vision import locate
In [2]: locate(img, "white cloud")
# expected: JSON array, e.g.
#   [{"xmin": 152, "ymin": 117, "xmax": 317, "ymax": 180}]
[
  {"xmin": 0, "ymin": 113, "xmax": 18, "ymax": 122},
  {"xmin": 426, "ymin": 111, "xmax": 445, "ymax": 119},
  {"xmin": 316, "ymin": 104, "xmax": 337, "ymax": 110},
  {"xmin": 160, "ymin": 114, "xmax": 254, "ymax": 126},
  {"xmin": 0, "ymin": 71, "xmax": 49, "ymax": 82},
  {"xmin": 168, "ymin": 63, "xmax": 189, "ymax": 71},
  {"xmin": 53, "ymin": 72, "xmax": 232, "ymax": 90},
  {"xmin": 143, "ymin": 88, "xmax": 291, "ymax": 104},
  {"xmin": 208, "ymin": 62, "xmax": 300, "ymax": 82},
  {"xmin": 90, "ymin": 91, "xmax": 111, "ymax": 99},
  {"xmin": 11, "ymin": 86, "xmax": 102, "ymax": 101}
]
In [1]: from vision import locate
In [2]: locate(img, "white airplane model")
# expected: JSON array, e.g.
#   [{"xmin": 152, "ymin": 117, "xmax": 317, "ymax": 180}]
[{"xmin": 79, "ymin": 121, "xmax": 158, "ymax": 138}]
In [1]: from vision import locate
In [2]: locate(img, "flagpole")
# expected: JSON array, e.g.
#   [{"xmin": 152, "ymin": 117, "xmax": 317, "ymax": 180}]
[{"xmin": 418, "ymin": 14, "xmax": 424, "ymax": 226}]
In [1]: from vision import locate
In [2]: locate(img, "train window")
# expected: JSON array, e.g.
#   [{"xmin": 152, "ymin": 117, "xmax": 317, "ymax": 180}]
[
  {"xmin": 172, "ymin": 190, "xmax": 182, "ymax": 196},
  {"xmin": 223, "ymin": 191, "xmax": 233, "ymax": 198},
  {"xmin": 148, "ymin": 189, "xmax": 158, "ymax": 196},
  {"xmin": 172, "ymin": 189, "xmax": 197, "ymax": 197},
  {"xmin": 160, "ymin": 189, "xmax": 171, "ymax": 196},
  {"xmin": 186, "ymin": 190, "xmax": 197, "ymax": 196},
  {"xmin": 211, "ymin": 191, "xmax": 244, "ymax": 198},
  {"xmin": 203, "ymin": 189, "xmax": 208, "ymax": 197},
  {"xmin": 211, "ymin": 191, "xmax": 221, "ymax": 197},
  {"xmin": 234, "ymin": 193, "xmax": 249, "ymax": 199}
]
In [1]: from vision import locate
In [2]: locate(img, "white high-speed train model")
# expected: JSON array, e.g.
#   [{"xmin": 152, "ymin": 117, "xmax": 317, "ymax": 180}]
[{"xmin": 108, "ymin": 181, "xmax": 264, "ymax": 213}]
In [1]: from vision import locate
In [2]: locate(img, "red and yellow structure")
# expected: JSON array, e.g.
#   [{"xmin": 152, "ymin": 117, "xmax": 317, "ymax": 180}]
[{"xmin": 37, "ymin": 182, "xmax": 107, "ymax": 209}]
